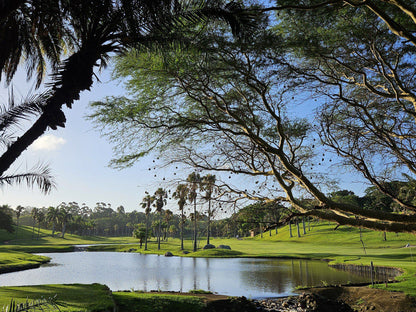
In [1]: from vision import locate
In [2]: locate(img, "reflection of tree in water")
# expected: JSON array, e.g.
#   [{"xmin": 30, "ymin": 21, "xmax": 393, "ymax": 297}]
[{"xmin": 239, "ymin": 259, "xmax": 373, "ymax": 292}]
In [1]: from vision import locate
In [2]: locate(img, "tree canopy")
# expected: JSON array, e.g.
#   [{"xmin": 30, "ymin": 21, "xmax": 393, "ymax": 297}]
[{"xmin": 89, "ymin": 1, "xmax": 416, "ymax": 233}]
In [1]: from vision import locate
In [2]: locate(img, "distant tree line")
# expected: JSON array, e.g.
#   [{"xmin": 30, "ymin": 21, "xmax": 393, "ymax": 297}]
[{"xmin": 2, "ymin": 179, "xmax": 410, "ymax": 244}]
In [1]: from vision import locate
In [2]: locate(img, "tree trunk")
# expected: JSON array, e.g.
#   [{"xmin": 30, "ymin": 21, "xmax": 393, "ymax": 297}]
[
  {"xmin": 15, "ymin": 219, "xmax": 19, "ymax": 238},
  {"xmin": 0, "ymin": 44, "xmax": 99, "ymax": 176},
  {"xmin": 207, "ymin": 199, "xmax": 211, "ymax": 245},
  {"xmin": 193, "ymin": 199, "xmax": 197, "ymax": 252},
  {"xmin": 157, "ymin": 211, "xmax": 161, "ymax": 250},
  {"xmin": 145, "ymin": 214, "xmax": 149, "ymax": 250},
  {"xmin": 180, "ymin": 210, "xmax": 184, "ymax": 250},
  {"xmin": 303, "ymin": 217, "xmax": 306, "ymax": 234},
  {"xmin": 296, "ymin": 219, "xmax": 301, "ymax": 237},
  {"xmin": 289, "ymin": 221, "xmax": 293, "ymax": 238},
  {"xmin": 62, "ymin": 221, "xmax": 67, "ymax": 238}
]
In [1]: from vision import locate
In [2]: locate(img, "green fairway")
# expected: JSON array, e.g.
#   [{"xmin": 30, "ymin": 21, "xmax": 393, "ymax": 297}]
[
  {"xmin": 0, "ymin": 284, "xmax": 115, "ymax": 311},
  {"xmin": 112, "ymin": 292, "xmax": 205, "ymax": 312},
  {"xmin": 85, "ymin": 222, "xmax": 416, "ymax": 295},
  {"xmin": 1, "ymin": 221, "xmax": 416, "ymax": 302}
]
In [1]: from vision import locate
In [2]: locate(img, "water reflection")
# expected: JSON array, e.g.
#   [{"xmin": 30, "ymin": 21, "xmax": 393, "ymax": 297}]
[{"xmin": 0, "ymin": 252, "xmax": 377, "ymax": 298}]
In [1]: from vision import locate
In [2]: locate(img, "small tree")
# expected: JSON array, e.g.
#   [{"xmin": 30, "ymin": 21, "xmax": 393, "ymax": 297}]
[
  {"xmin": 133, "ymin": 224, "xmax": 147, "ymax": 249},
  {"xmin": 141, "ymin": 193, "xmax": 155, "ymax": 251}
]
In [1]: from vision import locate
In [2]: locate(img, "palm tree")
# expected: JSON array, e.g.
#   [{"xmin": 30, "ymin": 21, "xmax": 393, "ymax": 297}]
[
  {"xmin": 72, "ymin": 215, "xmax": 84, "ymax": 235},
  {"xmin": 173, "ymin": 183, "xmax": 189, "ymax": 250},
  {"xmin": 14, "ymin": 205, "xmax": 24, "ymax": 238},
  {"xmin": 154, "ymin": 188, "xmax": 167, "ymax": 250},
  {"xmin": 36, "ymin": 210, "xmax": 45, "ymax": 240},
  {"xmin": 201, "ymin": 174, "xmax": 216, "ymax": 245},
  {"xmin": 0, "ymin": 1, "xmax": 253, "ymax": 180},
  {"xmin": 46, "ymin": 206, "xmax": 60, "ymax": 237},
  {"xmin": 141, "ymin": 193, "xmax": 155, "ymax": 250},
  {"xmin": 58, "ymin": 203, "xmax": 72, "ymax": 238},
  {"xmin": 163, "ymin": 209, "xmax": 173, "ymax": 240},
  {"xmin": 0, "ymin": 92, "xmax": 56, "ymax": 192},
  {"xmin": 187, "ymin": 172, "xmax": 202, "ymax": 252},
  {"xmin": 31, "ymin": 207, "xmax": 39, "ymax": 239}
]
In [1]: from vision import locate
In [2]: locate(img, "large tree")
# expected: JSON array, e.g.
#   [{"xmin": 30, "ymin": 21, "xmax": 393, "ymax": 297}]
[
  {"xmin": 0, "ymin": 0, "xmax": 255, "ymax": 184},
  {"xmin": 89, "ymin": 11, "xmax": 416, "ymax": 234}
]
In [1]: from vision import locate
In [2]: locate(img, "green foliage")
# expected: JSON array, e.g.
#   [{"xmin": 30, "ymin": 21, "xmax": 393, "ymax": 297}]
[
  {"xmin": 2, "ymin": 296, "xmax": 61, "ymax": 312},
  {"xmin": 188, "ymin": 289, "xmax": 212, "ymax": 294},
  {"xmin": 0, "ymin": 205, "xmax": 14, "ymax": 233},
  {"xmin": 133, "ymin": 225, "xmax": 147, "ymax": 247},
  {"xmin": 0, "ymin": 251, "xmax": 50, "ymax": 273},
  {"xmin": 112, "ymin": 292, "xmax": 205, "ymax": 312},
  {"xmin": 0, "ymin": 284, "xmax": 114, "ymax": 311}
]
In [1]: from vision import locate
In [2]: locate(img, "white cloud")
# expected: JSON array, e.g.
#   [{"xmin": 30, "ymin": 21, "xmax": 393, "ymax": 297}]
[{"xmin": 30, "ymin": 135, "xmax": 66, "ymax": 151}]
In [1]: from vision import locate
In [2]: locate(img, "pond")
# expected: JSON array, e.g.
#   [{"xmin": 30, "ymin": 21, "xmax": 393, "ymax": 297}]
[{"xmin": 0, "ymin": 252, "xmax": 378, "ymax": 298}]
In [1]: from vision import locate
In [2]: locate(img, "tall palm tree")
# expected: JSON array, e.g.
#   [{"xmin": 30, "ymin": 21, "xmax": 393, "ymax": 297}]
[
  {"xmin": 141, "ymin": 192, "xmax": 154, "ymax": 250},
  {"xmin": 46, "ymin": 206, "xmax": 60, "ymax": 237},
  {"xmin": 173, "ymin": 183, "xmax": 189, "ymax": 250},
  {"xmin": 0, "ymin": 0, "xmax": 254, "ymax": 180},
  {"xmin": 14, "ymin": 205, "xmax": 24, "ymax": 238},
  {"xmin": 36, "ymin": 210, "xmax": 45, "ymax": 240},
  {"xmin": 202, "ymin": 174, "xmax": 216, "ymax": 245},
  {"xmin": 0, "ymin": 0, "xmax": 67, "ymax": 87},
  {"xmin": 163, "ymin": 209, "xmax": 173, "ymax": 240},
  {"xmin": 154, "ymin": 187, "xmax": 167, "ymax": 250},
  {"xmin": 187, "ymin": 172, "xmax": 201, "ymax": 252},
  {"xmin": 31, "ymin": 207, "xmax": 39, "ymax": 239},
  {"xmin": 58, "ymin": 203, "xmax": 72, "ymax": 238}
]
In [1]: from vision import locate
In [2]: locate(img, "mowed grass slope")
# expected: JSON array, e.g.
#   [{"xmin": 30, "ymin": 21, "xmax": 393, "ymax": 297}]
[
  {"xmin": 0, "ymin": 284, "xmax": 115, "ymax": 312},
  {"xmin": 1, "ymin": 221, "xmax": 416, "ymax": 299}
]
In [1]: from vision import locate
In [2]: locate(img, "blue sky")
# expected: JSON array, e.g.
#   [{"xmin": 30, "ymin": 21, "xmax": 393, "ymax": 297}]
[
  {"xmin": 0, "ymin": 67, "xmax": 174, "ymax": 212},
  {"xmin": 0, "ymin": 63, "xmax": 369, "ymax": 213}
]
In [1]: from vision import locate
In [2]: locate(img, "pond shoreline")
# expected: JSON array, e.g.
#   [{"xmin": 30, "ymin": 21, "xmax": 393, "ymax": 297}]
[{"xmin": 0, "ymin": 258, "xmax": 50, "ymax": 274}]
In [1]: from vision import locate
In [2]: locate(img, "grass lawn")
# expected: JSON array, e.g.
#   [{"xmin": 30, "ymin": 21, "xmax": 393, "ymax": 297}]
[
  {"xmin": 0, "ymin": 251, "xmax": 50, "ymax": 273},
  {"xmin": 92, "ymin": 221, "xmax": 416, "ymax": 295},
  {"xmin": 0, "ymin": 284, "xmax": 114, "ymax": 311},
  {"xmin": 1, "ymin": 220, "xmax": 416, "ymax": 307},
  {"xmin": 112, "ymin": 292, "xmax": 205, "ymax": 312}
]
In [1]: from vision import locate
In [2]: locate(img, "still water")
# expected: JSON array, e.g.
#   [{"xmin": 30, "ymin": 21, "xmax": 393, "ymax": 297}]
[{"xmin": 0, "ymin": 252, "xmax": 373, "ymax": 297}]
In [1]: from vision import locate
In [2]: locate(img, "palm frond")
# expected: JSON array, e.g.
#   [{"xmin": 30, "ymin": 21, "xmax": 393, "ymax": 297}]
[
  {"xmin": 172, "ymin": 0, "xmax": 261, "ymax": 37},
  {"xmin": 3, "ymin": 295, "xmax": 62, "ymax": 312},
  {"xmin": 0, "ymin": 89, "xmax": 50, "ymax": 132},
  {"xmin": 0, "ymin": 164, "xmax": 55, "ymax": 194}
]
